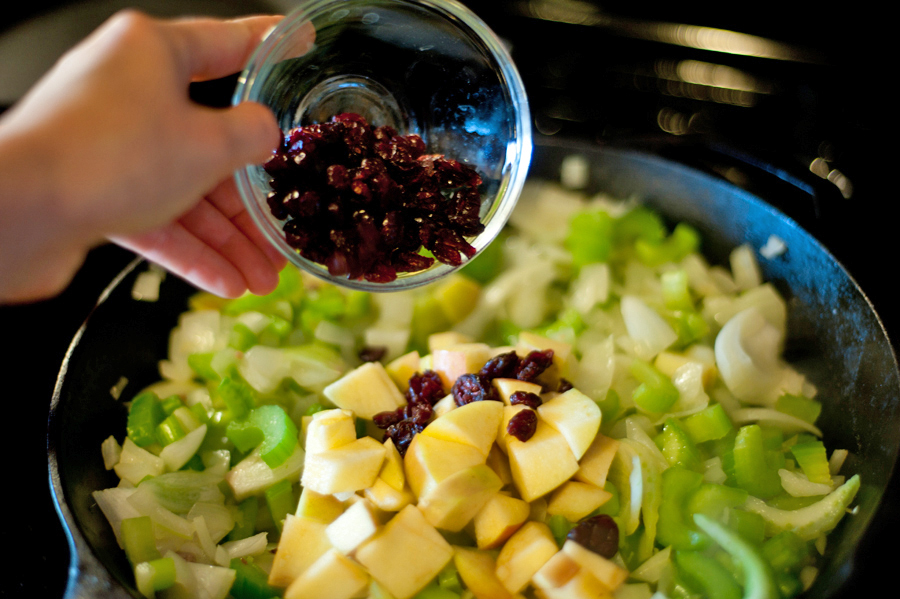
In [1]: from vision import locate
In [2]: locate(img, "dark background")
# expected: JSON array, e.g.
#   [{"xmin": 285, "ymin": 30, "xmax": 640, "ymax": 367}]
[{"xmin": 1, "ymin": 1, "xmax": 889, "ymax": 597}]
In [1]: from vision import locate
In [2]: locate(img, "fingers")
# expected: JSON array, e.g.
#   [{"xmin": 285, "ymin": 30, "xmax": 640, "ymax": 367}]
[{"xmin": 163, "ymin": 14, "xmax": 285, "ymax": 82}]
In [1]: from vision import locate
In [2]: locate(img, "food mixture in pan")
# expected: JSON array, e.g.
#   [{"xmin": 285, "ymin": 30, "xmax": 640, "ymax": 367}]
[{"xmin": 94, "ymin": 167, "xmax": 860, "ymax": 599}]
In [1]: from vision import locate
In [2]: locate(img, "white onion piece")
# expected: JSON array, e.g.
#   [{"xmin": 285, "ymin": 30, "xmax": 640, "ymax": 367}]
[
  {"xmin": 829, "ymin": 449, "xmax": 849, "ymax": 475},
  {"xmin": 620, "ymin": 295, "xmax": 677, "ymax": 361},
  {"xmin": 101, "ymin": 436, "xmax": 122, "ymax": 470},
  {"xmin": 730, "ymin": 244, "xmax": 763, "ymax": 291},
  {"xmin": 572, "ymin": 334, "xmax": 615, "ymax": 401},
  {"xmin": 92, "ymin": 487, "xmax": 140, "ymax": 547},
  {"xmin": 778, "ymin": 469, "xmax": 833, "ymax": 497},
  {"xmin": 731, "ymin": 408, "xmax": 823, "ymax": 437},
  {"xmin": 569, "ymin": 263, "xmax": 610, "ymax": 315},
  {"xmin": 220, "ymin": 532, "xmax": 269, "ymax": 561},
  {"xmin": 160, "ymin": 424, "xmax": 207, "ymax": 472},
  {"xmin": 714, "ymin": 307, "xmax": 784, "ymax": 403}
]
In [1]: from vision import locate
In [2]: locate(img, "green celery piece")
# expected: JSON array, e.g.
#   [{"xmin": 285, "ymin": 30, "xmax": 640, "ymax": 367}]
[
  {"xmin": 729, "ymin": 509, "xmax": 766, "ymax": 546},
  {"xmin": 226, "ymin": 418, "xmax": 265, "ymax": 453},
  {"xmin": 743, "ymin": 475, "xmax": 860, "ymax": 541},
  {"xmin": 547, "ymin": 513, "xmax": 573, "ymax": 547},
  {"xmin": 265, "ymin": 479, "xmax": 295, "ymax": 534},
  {"xmin": 597, "ymin": 389, "xmax": 621, "ymax": 434},
  {"xmin": 734, "ymin": 425, "xmax": 783, "ymax": 499},
  {"xmin": 159, "ymin": 394, "xmax": 183, "ymax": 416},
  {"xmin": 137, "ymin": 470, "xmax": 226, "ymax": 514},
  {"xmin": 683, "ymin": 404, "xmax": 733, "ymax": 444},
  {"xmin": 229, "ymin": 322, "xmax": 258, "ymax": 352},
  {"xmin": 674, "ymin": 550, "xmax": 742, "ymax": 599},
  {"xmin": 229, "ymin": 557, "xmax": 281, "ymax": 599},
  {"xmin": 657, "ymin": 418, "xmax": 702, "ymax": 471},
  {"xmin": 762, "ymin": 531, "xmax": 809, "ymax": 574},
  {"xmin": 631, "ymin": 359, "xmax": 680, "ymax": 414},
  {"xmin": 566, "ymin": 209, "xmax": 615, "ymax": 267},
  {"xmin": 790, "ymin": 440, "xmax": 832, "ymax": 484},
  {"xmin": 766, "ymin": 495, "xmax": 824, "ymax": 510},
  {"xmin": 182, "ymin": 454, "xmax": 205, "ymax": 472},
  {"xmin": 127, "ymin": 392, "xmax": 165, "ymax": 447},
  {"xmin": 635, "ymin": 223, "xmax": 700, "ymax": 267},
  {"xmin": 305, "ymin": 403, "xmax": 328, "ymax": 416},
  {"xmin": 693, "ymin": 514, "xmax": 780, "ymax": 599},
  {"xmin": 411, "ymin": 294, "xmax": 452, "ymax": 353},
  {"xmin": 661, "ymin": 270, "xmax": 694, "ymax": 312},
  {"xmin": 187, "ymin": 352, "xmax": 219, "ymax": 382},
  {"xmin": 592, "ymin": 481, "xmax": 621, "ymax": 517},
  {"xmin": 227, "ymin": 497, "xmax": 259, "ymax": 542},
  {"xmin": 413, "ymin": 581, "xmax": 460, "ymax": 599},
  {"xmin": 222, "ymin": 266, "xmax": 302, "ymax": 316},
  {"xmin": 188, "ymin": 402, "xmax": 210, "ymax": 425},
  {"xmin": 686, "ymin": 484, "xmax": 749, "ymax": 522},
  {"xmin": 774, "ymin": 572, "xmax": 803, "ymax": 599},
  {"xmin": 155, "ymin": 412, "xmax": 186, "ymax": 446},
  {"xmin": 460, "ymin": 231, "xmax": 505, "ymax": 283},
  {"xmin": 134, "ymin": 558, "xmax": 177, "ymax": 597},
  {"xmin": 670, "ymin": 311, "xmax": 710, "ymax": 349},
  {"xmin": 121, "ymin": 516, "xmax": 161, "ymax": 565},
  {"xmin": 217, "ymin": 377, "xmax": 256, "ymax": 420},
  {"xmin": 355, "ymin": 417, "xmax": 368, "ymax": 439},
  {"xmin": 344, "ymin": 290, "xmax": 371, "ymax": 320},
  {"xmin": 437, "ymin": 562, "xmax": 463, "ymax": 593},
  {"xmin": 775, "ymin": 394, "xmax": 822, "ymax": 424},
  {"xmin": 657, "ymin": 466, "xmax": 708, "ymax": 551},
  {"xmin": 614, "ymin": 206, "xmax": 666, "ymax": 247},
  {"xmin": 253, "ymin": 404, "xmax": 299, "ymax": 468}
]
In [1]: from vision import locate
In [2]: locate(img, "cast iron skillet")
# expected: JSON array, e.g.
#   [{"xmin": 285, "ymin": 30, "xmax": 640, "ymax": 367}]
[{"xmin": 49, "ymin": 141, "xmax": 900, "ymax": 598}]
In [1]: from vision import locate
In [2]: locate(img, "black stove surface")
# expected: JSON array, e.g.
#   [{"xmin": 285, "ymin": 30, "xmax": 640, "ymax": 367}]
[{"xmin": 2, "ymin": 1, "xmax": 890, "ymax": 597}]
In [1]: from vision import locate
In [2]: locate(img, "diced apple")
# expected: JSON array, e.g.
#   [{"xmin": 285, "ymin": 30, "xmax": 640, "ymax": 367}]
[
  {"xmin": 323, "ymin": 362, "xmax": 406, "ymax": 420},
  {"xmin": 296, "ymin": 487, "xmax": 345, "ymax": 524},
  {"xmin": 284, "ymin": 548, "xmax": 369, "ymax": 599},
  {"xmin": 517, "ymin": 331, "xmax": 573, "ymax": 365},
  {"xmin": 404, "ymin": 433, "xmax": 486, "ymax": 499},
  {"xmin": 574, "ymin": 434, "xmax": 619, "ymax": 489},
  {"xmin": 507, "ymin": 421, "xmax": 580, "ymax": 502},
  {"xmin": 305, "ymin": 409, "xmax": 356, "ymax": 454},
  {"xmin": 302, "ymin": 436, "xmax": 386, "ymax": 495},
  {"xmin": 421, "ymin": 400, "xmax": 504, "ymax": 457},
  {"xmin": 363, "ymin": 477, "xmax": 416, "ymax": 513},
  {"xmin": 493, "ymin": 378, "xmax": 544, "ymax": 406},
  {"xmin": 268, "ymin": 515, "xmax": 333, "ymax": 588},
  {"xmin": 355, "ymin": 505, "xmax": 453, "ymax": 599},
  {"xmin": 379, "ymin": 438, "xmax": 406, "ymax": 491},
  {"xmin": 473, "ymin": 493, "xmax": 531, "ymax": 549},
  {"xmin": 495, "ymin": 521, "xmax": 558, "ymax": 594},
  {"xmin": 432, "ymin": 343, "xmax": 494, "ymax": 390},
  {"xmin": 532, "ymin": 550, "xmax": 612, "ymax": 599},
  {"xmin": 453, "ymin": 546, "xmax": 518, "ymax": 599},
  {"xmin": 546, "ymin": 481, "xmax": 612, "ymax": 523},
  {"xmin": 486, "ymin": 444, "xmax": 513, "ymax": 486},
  {"xmin": 536, "ymin": 388, "xmax": 601, "ymax": 460},
  {"xmin": 325, "ymin": 498, "xmax": 382, "ymax": 554},
  {"xmin": 385, "ymin": 350, "xmax": 421, "ymax": 391},
  {"xmin": 655, "ymin": 350, "xmax": 717, "ymax": 388},
  {"xmin": 428, "ymin": 331, "xmax": 474, "ymax": 352},
  {"xmin": 417, "ymin": 464, "xmax": 503, "ymax": 531},
  {"xmin": 497, "ymin": 404, "xmax": 531, "ymax": 452},
  {"xmin": 561, "ymin": 539, "xmax": 628, "ymax": 591},
  {"xmin": 434, "ymin": 274, "xmax": 482, "ymax": 322},
  {"xmin": 432, "ymin": 394, "xmax": 457, "ymax": 418},
  {"xmin": 529, "ymin": 497, "xmax": 548, "ymax": 524}
]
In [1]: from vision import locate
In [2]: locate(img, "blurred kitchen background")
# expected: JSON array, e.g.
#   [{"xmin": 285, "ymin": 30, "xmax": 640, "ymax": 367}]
[{"xmin": 1, "ymin": 1, "xmax": 887, "ymax": 597}]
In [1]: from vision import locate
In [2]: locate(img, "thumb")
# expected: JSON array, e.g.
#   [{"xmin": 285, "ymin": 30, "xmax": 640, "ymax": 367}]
[{"xmin": 193, "ymin": 101, "xmax": 281, "ymax": 178}]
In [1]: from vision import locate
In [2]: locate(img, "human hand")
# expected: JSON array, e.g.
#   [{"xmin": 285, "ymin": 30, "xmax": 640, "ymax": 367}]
[{"xmin": 0, "ymin": 11, "xmax": 306, "ymax": 302}]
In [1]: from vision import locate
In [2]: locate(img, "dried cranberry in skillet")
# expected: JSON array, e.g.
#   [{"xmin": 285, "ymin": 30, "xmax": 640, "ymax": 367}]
[{"xmin": 263, "ymin": 113, "xmax": 485, "ymax": 282}]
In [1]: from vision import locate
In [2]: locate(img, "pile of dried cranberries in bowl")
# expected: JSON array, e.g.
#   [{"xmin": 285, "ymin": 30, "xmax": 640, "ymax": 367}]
[{"xmin": 263, "ymin": 113, "xmax": 486, "ymax": 283}]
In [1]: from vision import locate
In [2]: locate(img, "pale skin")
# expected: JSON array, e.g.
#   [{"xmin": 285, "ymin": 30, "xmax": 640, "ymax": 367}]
[{"xmin": 0, "ymin": 10, "xmax": 300, "ymax": 303}]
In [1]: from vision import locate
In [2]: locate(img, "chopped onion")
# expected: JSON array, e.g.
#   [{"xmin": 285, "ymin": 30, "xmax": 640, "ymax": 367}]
[
  {"xmin": 620, "ymin": 295, "xmax": 677, "ymax": 361},
  {"xmin": 778, "ymin": 468, "xmax": 834, "ymax": 497},
  {"xmin": 732, "ymin": 408, "xmax": 823, "ymax": 436}
]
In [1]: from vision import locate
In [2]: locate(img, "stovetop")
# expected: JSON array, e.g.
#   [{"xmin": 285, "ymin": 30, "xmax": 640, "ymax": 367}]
[{"xmin": 2, "ymin": 1, "xmax": 889, "ymax": 597}]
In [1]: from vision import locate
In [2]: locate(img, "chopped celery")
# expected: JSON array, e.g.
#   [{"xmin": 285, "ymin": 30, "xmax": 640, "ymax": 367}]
[
  {"xmin": 762, "ymin": 531, "xmax": 809, "ymax": 574},
  {"xmin": 734, "ymin": 425, "xmax": 783, "ymax": 499},
  {"xmin": 187, "ymin": 352, "xmax": 218, "ymax": 381},
  {"xmin": 159, "ymin": 394, "xmax": 183, "ymax": 416},
  {"xmin": 631, "ymin": 360, "xmax": 680, "ymax": 414},
  {"xmin": 134, "ymin": 557, "xmax": 176, "ymax": 598},
  {"xmin": 661, "ymin": 270, "xmax": 694, "ymax": 312},
  {"xmin": 155, "ymin": 412, "xmax": 187, "ymax": 446},
  {"xmin": 670, "ymin": 311, "xmax": 710, "ymax": 348},
  {"xmin": 121, "ymin": 516, "xmax": 161, "ymax": 565},
  {"xmin": 413, "ymin": 581, "xmax": 461, "ymax": 599},
  {"xmin": 592, "ymin": 481, "xmax": 621, "ymax": 517},
  {"xmin": 460, "ymin": 230, "xmax": 505, "ymax": 283},
  {"xmin": 229, "ymin": 323, "xmax": 258, "ymax": 352},
  {"xmin": 683, "ymin": 404, "xmax": 733, "ymax": 443},
  {"xmin": 127, "ymin": 392, "xmax": 165, "ymax": 448},
  {"xmin": 229, "ymin": 558, "xmax": 281, "ymax": 599},
  {"xmin": 217, "ymin": 377, "xmax": 256, "ymax": 420},
  {"xmin": 791, "ymin": 440, "xmax": 831, "ymax": 485},
  {"xmin": 547, "ymin": 513, "xmax": 573, "ymax": 547},
  {"xmin": 775, "ymin": 394, "xmax": 822, "ymax": 424},
  {"xmin": 657, "ymin": 467, "xmax": 708, "ymax": 551},
  {"xmin": 729, "ymin": 509, "xmax": 766, "ymax": 546},
  {"xmin": 686, "ymin": 484, "xmax": 748, "ymax": 522},
  {"xmin": 657, "ymin": 418, "xmax": 702, "ymax": 471},
  {"xmin": 227, "ymin": 497, "xmax": 259, "ymax": 542},
  {"xmin": 674, "ymin": 550, "xmax": 742, "ymax": 599},
  {"xmin": 264, "ymin": 479, "xmax": 295, "ymax": 534},
  {"xmin": 437, "ymin": 562, "xmax": 463, "ymax": 593},
  {"xmin": 227, "ymin": 404, "xmax": 298, "ymax": 468},
  {"xmin": 693, "ymin": 514, "xmax": 779, "ymax": 599},
  {"xmin": 566, "ymin": 209, "xmax": 615, "ymax": 267},
  {"xmin": 615, "ymin": 206, "xmax": 666, "ymax": 246}
]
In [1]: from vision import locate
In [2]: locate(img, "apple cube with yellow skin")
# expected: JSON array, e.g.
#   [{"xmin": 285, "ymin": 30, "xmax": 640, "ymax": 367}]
[
  {"xmin": 486, "ymin": 444, "xmax": 513, "ymax": 486},
  {"xmin": 268, "ymin": 515, "xmax": 333, "ymax": 588},
  {"xmin": 355, "ymin": 504, "xmax": 453, "ymax": 599},
  {"xmin": 284, "ymin": 548, "xmax": 369, "ymax": 599},
  {"xmin": 536, "ymin": 388, "xmax": 601, "ymax": 460},
  {"xmin": 574, "ymin": 434, "xmax": 619, "ymax": 489},
  {"xmin": 417, "ymin": 464, "xmax": 503, "ymax": 531},
  {"xmin": 325, "ymin": 498, "xmax": 382, "ymax": 554},
  {"xmin": 560, "ymin": 539, "xmax": 628, "ymax": 591},
  {"xmin": 453, "ymin": 546, "xmax": 522, "ymax": 599},
  {"xmin": 404, "ymin": 433, "xmax": 486, "ymax": 499},
  {"xmin": 532, "ymin": 550, "xmax": 613, "ymax": 599},
  {"xmin": 496, "ymin": 404, "xmax": 531, "ymax": 453},
  {"xmin": 472, "ymin": 492, "xmax": 531, "ymax": 549},
  {"xmin": 493, "ymin": 378, "xmax": 543, "ymax": 406},
  {"xmin": 507, "ymin": 421, "xmax": 580, "ymax": 502},
  {"xmin": 546, "ymin": 480, "xmax": 612, "ymax": 523},
  {"xmin": 432, "ymin": 343, "xmax": 494, "ymax": 390},
  {"xmin": 323, "ymin": 361, "xmax": 406, "ymax": 420},
  {"xmin": 379, "ymin": 438, "xmax": 406, "ymax": 491},
  {"xmin": 516, "ymin": 332, "xmax": 573, "ymax": 367},
  {"xmin": 302, "ymin": 436, "xmax": 386, "ymax": 495},
  {"xmin": 305, "ymin": 409, "xmax": 356, "ymax": 455},
  {"xmin": 364, "ymin": 477, "xmax": 416, "ymax": 513},
  {"xmin": 296, "ymin": 487, "xmax": 345, "ymax": 524},
  {"xmin": 427, "ymin": 331, "xmax": 474, "ymax": 352},
  {"xmin": 495, "ymin": 521, "xmax": 559, "ymax": 594},
  {"xmin": 385, "ymin": 350, "xmax": 420, "ymax": 391},
  {"xmin": 420, "ymin": 399, "xmax": 504, "ymax": 458},
  {"xmin": 432, "ymin": 394, "xmax": 457, "ymax": 418}
]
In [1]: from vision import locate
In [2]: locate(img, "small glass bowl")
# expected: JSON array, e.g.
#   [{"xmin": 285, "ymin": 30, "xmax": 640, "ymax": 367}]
[{"xmin": 232, "ymin": 0, "xmax": 531, "ymax": 291}]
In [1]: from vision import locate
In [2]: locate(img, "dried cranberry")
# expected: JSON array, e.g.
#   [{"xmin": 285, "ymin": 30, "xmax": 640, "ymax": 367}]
[
  {"xmin": 407, "ymin": 371, "xmax": 445, "ymax": 406},
  {"xmin": 452, "ymin": 373, "xmax": 500, "ymax": 406},
  {"xmin": 384, "ymin": 419, "xmax": 423, "ymax": 456},
  {"xmin": 506, "ymin": 409, "xmax": 537, "ymax": 441},
  {"xmin": 509, "ymin": 391, "xmax": 543, "ymax": 409},
  {"xmin": 479, "ymin": 351, "xmax": 520, "ymax": 380},
  {"xmin": 515, "ymin": 349, "xmax": 555, "ymax": 383},
  {"xmin": 566, "ymin": 515, "xmax": 619, "ymax": 559},
  {"xmin": 358, "ymin": 345, "xmax": 387, "ymax": 363},
  {"xmin": 557, "ymin": 378, "xmax": 574, "ymax": 393},
  {"xmin": 373, "ymin": 407, "xmax": 406, "ymax": 430},
  {"xmin": 262, "ymin": 113, "xmax": 484, "ymax": 282}
]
